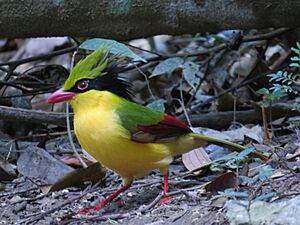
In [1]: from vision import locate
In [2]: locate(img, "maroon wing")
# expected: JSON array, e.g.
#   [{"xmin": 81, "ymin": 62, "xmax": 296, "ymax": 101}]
[{"xmin": 131, "ymin": 114, "xmax": 192, "ymax": 143}]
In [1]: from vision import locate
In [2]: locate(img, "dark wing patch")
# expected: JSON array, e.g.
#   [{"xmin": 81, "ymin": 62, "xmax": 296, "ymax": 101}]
[{"xmin": 131, "ymin": 114, "xmax": 192, "ymax": 143}]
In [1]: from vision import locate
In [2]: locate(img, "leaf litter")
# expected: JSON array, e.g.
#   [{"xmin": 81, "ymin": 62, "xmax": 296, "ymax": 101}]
[{"xmin": 0, "ymin": 30, "xmax": 300, "ymax": 225}]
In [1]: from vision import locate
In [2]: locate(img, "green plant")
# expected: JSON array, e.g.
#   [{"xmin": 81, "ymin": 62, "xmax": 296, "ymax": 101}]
[
  {"xmin": 258, "ymin": 42, "xmax": 300, "ymax": 109},
  {"xmin": 210, "ymin": 147, "xmax": 256, "ymax": 172},
  {"xmin": 210, "ymin": 188, "xmax": 248, "ymax": 201}
]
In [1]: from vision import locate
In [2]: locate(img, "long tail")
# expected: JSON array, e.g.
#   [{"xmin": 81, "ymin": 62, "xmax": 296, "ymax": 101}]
[{"xmin": 189, "ymin": 133, "xmax": 268, "ymax": 161}]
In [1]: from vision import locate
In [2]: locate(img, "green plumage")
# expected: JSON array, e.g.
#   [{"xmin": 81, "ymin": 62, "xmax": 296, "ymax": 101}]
[
  {"xmin": 116, "ymin": 98, "xmax": 165, "ymax": 132},
  {"xmin": 63, "ymin": 46, "xmax": 109, "ymax": 91}
]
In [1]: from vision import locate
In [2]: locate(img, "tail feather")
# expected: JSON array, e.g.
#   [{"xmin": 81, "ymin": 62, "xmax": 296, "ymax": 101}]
[{"xmin": 189, "ymin": 133, "xmax": 268, "ymax": 160}]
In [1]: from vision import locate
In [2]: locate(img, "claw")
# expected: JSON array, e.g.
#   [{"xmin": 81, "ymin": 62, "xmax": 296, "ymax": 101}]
[
  {"xmin": 78, "ymin": 181, "xmax": 132, "ymax": 214},
  {"xmin": 159, "ymin": 196, "xmax": 172, "ymax": 204},
  {"xmin": 91, "ymin": 202, "xmax": 106, "ymax": 211},
  {"xmin": 157, "ymin": 173, "xmax": 172, "ymax": 205},
  {"xmin": 79, "ymin": 208, "xmax": 90, "ymax": 214}
]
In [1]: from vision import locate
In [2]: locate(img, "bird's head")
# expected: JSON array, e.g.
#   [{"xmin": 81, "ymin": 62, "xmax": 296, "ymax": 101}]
[{"xmin": 47, "ymin": 46, "xmax": 131, "ymax": 104}]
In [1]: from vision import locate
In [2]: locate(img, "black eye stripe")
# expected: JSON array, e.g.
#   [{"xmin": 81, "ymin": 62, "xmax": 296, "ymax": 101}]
[
  {"xmin": 89, "ymin": 75, "xmax": 132, "ymax": 100},
  {"xmin": 66, "ymin": 73, "xmax": 132, "ymax": 100}
]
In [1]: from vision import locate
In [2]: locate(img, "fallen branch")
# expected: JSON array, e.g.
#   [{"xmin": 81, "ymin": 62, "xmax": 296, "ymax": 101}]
[
  {"xmin": 0, "ymin": 1, "xmax": 297, "ymax": 39},
  {"xmin": 0, "ymin": 103, "xmax": 295, "ymax": 129},
  {"xmin": 0, "ymin": 105, "xmax": 68, "ymax": 126},
  {"xmin": 187, "ymin": 105, "xmax": 297, "ymax": 129}
]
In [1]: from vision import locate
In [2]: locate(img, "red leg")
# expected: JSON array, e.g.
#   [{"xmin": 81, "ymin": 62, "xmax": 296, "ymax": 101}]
[
  {"xmin": 159, "ymin": 173, "xmax": 172, "ymax": 204},
  {"xmin": 79, "ymin": 181, "xmax": 132, "ymax": 214},
  {"xmin": 163, "ymin": 173, "xmax": 169, "ymax": 193}
]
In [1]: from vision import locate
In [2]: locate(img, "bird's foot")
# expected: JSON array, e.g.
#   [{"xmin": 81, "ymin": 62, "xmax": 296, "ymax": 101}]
[
  {"xmin": 78, "ymin": 201, "xmax": 106, "ymax": 214},
  {"xmin": 78, "ymin": 208, "xmax": 91, "ymax": 214},
  {"xmin": 78, "ymin": 181, "xmax": 133, "ymax": 214},
  {"xmin": 91, "ymin": 201, "xmax": 106, "ymax": 211},
  {"xmin": 159, "ymin": 173, "xmax": 172, "ymax": 204},
  {"xmin": 159, "ymin": 196, "xmax": 172, "ymax": 204}
]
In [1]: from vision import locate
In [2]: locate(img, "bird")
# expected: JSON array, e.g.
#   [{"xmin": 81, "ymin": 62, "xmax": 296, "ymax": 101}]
[{"xmin": 48, "ymin": 46, "xmax": 267, "ymax": 213}]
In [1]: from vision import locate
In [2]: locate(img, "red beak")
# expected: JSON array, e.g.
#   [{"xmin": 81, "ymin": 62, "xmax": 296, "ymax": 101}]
[{"xmin": 47, "ymin": 89, "xmax": 76, "ymax": 103}]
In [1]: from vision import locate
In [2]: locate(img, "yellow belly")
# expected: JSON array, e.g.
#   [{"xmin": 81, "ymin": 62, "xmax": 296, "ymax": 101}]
[{"xmin": 71, "ymin": 91, "xmax": 173, "ymax": 179}]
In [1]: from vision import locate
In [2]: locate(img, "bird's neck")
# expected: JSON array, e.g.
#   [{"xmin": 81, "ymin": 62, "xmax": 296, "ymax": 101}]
[{"xmin": 70, "ymin": 90, "xmax": 120, "ymax": 115}]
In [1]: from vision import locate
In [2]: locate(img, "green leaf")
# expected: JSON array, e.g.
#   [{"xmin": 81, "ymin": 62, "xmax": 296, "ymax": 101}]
[
  {"xmin": 269, "ymin": 90, "xmax": 285, "ymax": 102},
  {"xmin": 290, "ymin": 63, "xmax": 300, "ymax": 68},
  {"xmin": 290, "ymin": 56, "xmax": 299, "ymax": 61},
  {"xmin": 150, "ymin": 57, "xmax": 184, "ymax": 78},
  {"xmin": 226, "ymin": 159, "xmax": 239, "ymax": 169},
  {"xmin": 146, "ymin": 99, "xmax": 166, "ymax": 112},
  {"xmin": 210, "ymin": 188, "xmax": 248, "ymax": 201},
  {"xmin": 257, "ymin": 88, "xmax": 269, "ymax": 95},
  {"xmin": 214, "ymin": 152, "xmax": 238, "ymax": 162},
  {"xmin": 291, "ymin": 47, "xmax": 300, "ymax": 54},
  {"xmin": 182, "ymin": 61, "xmax": 202, "ymax": 89},
  {"xmin": 257, "ymin": 165, "xmax": 273, "ymax": 181},
  {"xmin": 240, "ymin": 176, "xmax": 255, "ymax": 185},
  {"xmin": 237, "ymin": 147, "xmax": 255, "ymax": 158},
  {"xmin": 210, "ymin": 162, "xmax": 225, "ymax": 173},
  {"xmin": 268, "ymin": 71, "xmax": 282, "ymax": 81},
  {"xmin": 79, "ymin": 38, "xmax": 147, "ymax": 62},
  {"xmin": 255, "ymin": 192, "xmax": 276, "ymax": 201},
  {"xmin": 221, "ymin": 189, "xmax": 248, "ymax": 198},
  {"xmin": 209, "ymin": 34, "xmax": 226, "ymax": 44}
]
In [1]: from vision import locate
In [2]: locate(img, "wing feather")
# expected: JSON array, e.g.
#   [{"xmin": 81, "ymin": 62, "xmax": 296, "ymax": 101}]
[{"xmin": 116, "ymin": 99, "xmax": 191, "ymax": 143}]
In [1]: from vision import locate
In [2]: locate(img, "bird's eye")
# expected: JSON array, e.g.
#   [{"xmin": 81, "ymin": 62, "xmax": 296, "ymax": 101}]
[{"xmin": 77, "ymin": 80, "xmax": 89, "ymax": 90}]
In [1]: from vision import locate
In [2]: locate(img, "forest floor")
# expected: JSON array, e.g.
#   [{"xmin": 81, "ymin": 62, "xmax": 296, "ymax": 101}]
[
  {"xmin": 1, "ymin": 29, "xmax": 300, "ymax": 225},
  {"xmin": 1, "ymin": 133, "xmax": 300, "ymax": 225}
]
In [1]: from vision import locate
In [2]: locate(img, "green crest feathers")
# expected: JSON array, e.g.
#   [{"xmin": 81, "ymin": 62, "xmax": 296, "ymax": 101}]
[{"xmin": 63, "ymin": 45, "xmax": 110, "ymax": 90}]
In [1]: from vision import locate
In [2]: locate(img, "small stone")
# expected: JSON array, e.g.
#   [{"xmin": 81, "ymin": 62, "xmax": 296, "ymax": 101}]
[
  {"xmin": 226, "ymin": 196, "xmax": 300, "ymax": 225},
  {"xmin": 9, "ymin": 195, "xmax": 22, "ymax": 204},
  {"xmin": 13, "ymin": 201, "xmax": 27, "ymax": 213}
]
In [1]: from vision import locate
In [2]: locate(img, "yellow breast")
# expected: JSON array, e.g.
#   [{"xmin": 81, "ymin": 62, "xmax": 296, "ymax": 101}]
[{"xmin": 70, "ymin": 90, "xmax": 173, "ymax": 179}]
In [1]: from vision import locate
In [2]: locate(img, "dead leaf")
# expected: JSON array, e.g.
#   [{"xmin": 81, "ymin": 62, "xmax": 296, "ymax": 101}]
[
  {"xmin": 252, "ymin": 143, "xmax": 273, "ymax": 153},
  {"xmin": 286, "ymin": 147, "xmax": 300, "ymax": 160},
  {"xmin": 182, "ymin": 147, "xmax": 212, "ymax": 174},
  {"xmin": 82, "ymin": 148, "xmax": 97, "ymax": 163},
  {"xmin": 41, "ymin": 162, "xmax": 105, "ymax": 194},
  {"xmin": 192, "ymin": 125, "xmax": 263, "ymax": 143},
  {"xmin": 240, "ymin": 125, "xmax": 263, "ymax": 143},
  {"xmin": 192, "ymin": 127, "xmax": 244, "ymax": 142},
  {"xmin": 271, "ymin": 117, "xmax": 286, "ymax": 125},
  {"xmin": 210, "ymin": 196, "xmax": 228, "ymax": 208},
  {"xmin": 59, "ymin": 155, "xmax": 94, "ymax": 168},
  {"xmin": 205, "ymin": 172, "xmax": 237, "ymax": 194},
  {"xmin": 229, "ymin": 48, "xmax": 258, "ymax": 80},
  {"xmin": 22, "ymin": 37, "xmax": 68, "ymax": 57},
  {"xmin": 36, "ymin": 197, "xmax": 56, "ymax": 208},
  {"xmin": 17, "ymin": 147, "xmax": 74, "ymax": 184},
  {"xmin": 265, "ymin": 44, "xmax": 286, "ymax": 62},
  {"xmin": 208, "ymin": 50, "xmax": 239, "ymax": 89},
  {"xmin": 217, "ymin": 93, "xmax": 236, "ymax": 112},
  {"xmin": 0, "ymin": 156, "xmax": 17, "ymax": 181},
  {"xmin": 270, "ymin": 169, "xmax": 289, "ymax": 179},
  {"xmin": 9, "ymin": 195, "xmax": 23, "ymax": 204},
  {"xmin": 239, "ymin": 162, "xmax": 249, "ymax": 177}
]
